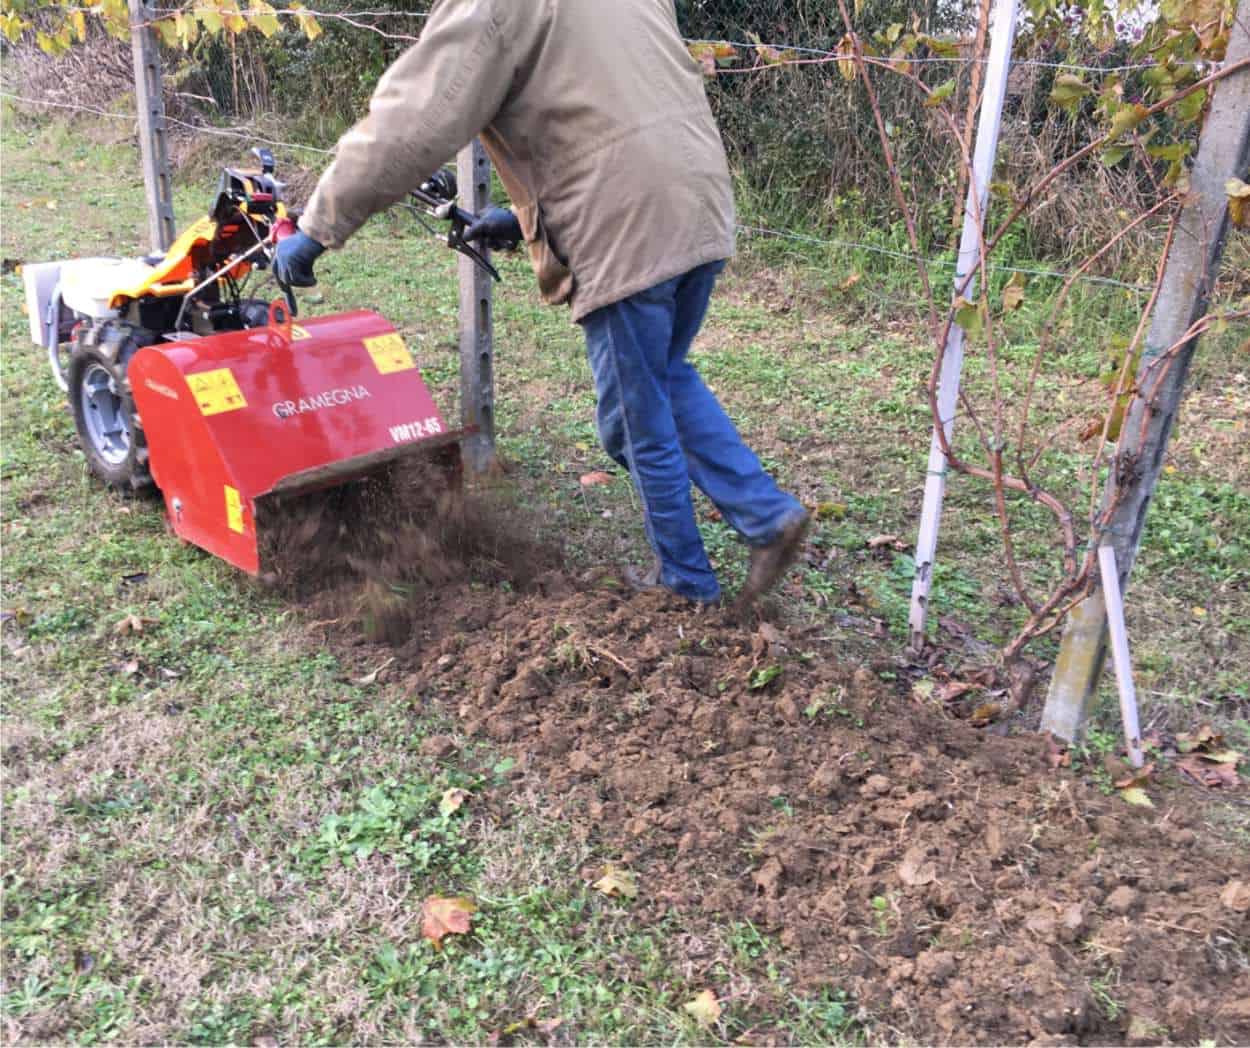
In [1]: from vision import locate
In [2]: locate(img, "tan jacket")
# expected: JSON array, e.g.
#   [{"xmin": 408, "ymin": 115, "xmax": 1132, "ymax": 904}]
[{"xmin": 301, "ymin": 0, "xmax": 736, "ymax": 321}]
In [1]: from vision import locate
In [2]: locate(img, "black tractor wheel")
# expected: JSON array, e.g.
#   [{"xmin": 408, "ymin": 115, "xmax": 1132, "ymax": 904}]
[{"xmin": 67, "ymin": 323, "xmax": 154, "ymax": 493}]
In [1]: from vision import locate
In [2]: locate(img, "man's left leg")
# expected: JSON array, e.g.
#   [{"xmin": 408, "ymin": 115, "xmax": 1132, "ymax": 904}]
[{"xmin": 580, "ymin": 278, "xmax": 721, "ymax": 604}]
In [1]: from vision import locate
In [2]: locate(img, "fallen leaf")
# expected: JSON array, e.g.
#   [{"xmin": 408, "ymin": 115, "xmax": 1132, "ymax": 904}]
[
  {"xmin": 439, "ymin": 787, "xmax": 469, "ymax": 817},
  {"xmin": 1118, "ymin": 786, "xmax": 1154, "ymax": 808},
  {"xmin": 815, "ymin": 501, "xmax": 847, "ymax": 520},
  {"xmin": 969, "ymin": 703, "xmax": 1001, "ymax": 725},
  {"xmin": 867, "ymin": 533, "xmax": 904, "ymax": 550},
  {"xmin": 353, "ymin": 656, "xmax": 395, "ymax": 686},
  {"xmin": 757, "ymin": 622, "xmax": 784, "ymax": 646},
  {"xmin": 684, "ymin": 989, "xmax": 722, "ymax": 1028},
  {"xmin": 1199, "ymin": 749, "xmax": 1242, "ymax": 765},
  {"xmin": 593, "ymin": 864, "xmax": 638, "ymax": 900},
  {"xmin": 1220, "ymin": 880, "xmax": 1250, "ymax": 913},
  {"xmin": 912, "ymin": 678, "xmax": 936, "ymax": 702},
  {"xmin": 1176, "ymin": 724, "xmax": 1220, "ymax": 753},
  {"xmin": 114, "ymin": 613, "xmax": 154, "ymax": 635},
  {"xmin": 1, "ymin": 608, "xmax": 33, "ymax": 628},
  {"xmin": 839, "ymin": 271, "xmax": 862, "ymax": 291},
  {"xmin": 1114, "ymin": 762, "xmax": 1155, "ymax": 790},
  {"xmin": 936, "ymin": 680, "xmax": 978, "ymax": 703},
  {"xmin": 898, "ymin": 845, "xmax": 937, "ymax": 887},
  {"xmin": 421, "ymin": 895, "xmax": 476, "ymax": 948},
  {"xmin": 1177, "ymin": 755, "xmax": 1239, "ymax": 789},
  {"xmin": 579, "ymin": 471, "xmax": 614, "ymax": 488},
  {"xmin": 1045, "ymin": 734, "xmax": 1071, "ymax": 769},
  {"xmin": 120, "ymin": 659, "xmax": 140, "ymax": 676}
]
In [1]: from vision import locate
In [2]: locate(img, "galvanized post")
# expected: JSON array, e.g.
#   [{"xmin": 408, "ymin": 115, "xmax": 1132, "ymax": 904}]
[
  {"xmin": 907, "ymin": 0, "xmax": 1018, "ymax": 650},
  {"xmin": 129, "ymin": 0, "xmax": 175, "ymax": 252},
  {"xmin": 457, "ymin": 138, "xmax": 497, "ymax": 474},
  {"xmin": 1042, "ymin": 6, "xmax": 1250, "ymax": 741}
]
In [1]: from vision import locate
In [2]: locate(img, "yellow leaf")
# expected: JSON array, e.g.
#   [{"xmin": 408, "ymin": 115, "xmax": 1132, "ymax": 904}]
[
  {"xmin": 71, "ymin": 10, "xmax": 87, "ymax": 42},
  {"xmin": 1228, "ymin": 178, "xmax": 1250, "ymax": 228},
  {"xmin": 289, "ymin": 2, "xmax": 322, "ymax": 41},
  {"xmin": 439, "ymin": 787, "xmax": 469, "ymax": 817},
  {"xmin": 0, "ymin": 12, "xmax": 27, "ymax": 44},
  {"xmin": 1118, "ymin": 786, "xmax": 1154, "ymax": 808},
  {"xmin": 1192, "ymin": 606, "xmax": 1207, "ymax": 618},
  {"xmin": 1001, "ymin": 271, "xmax": 1026, "ymax": 312},
  {"xmin": 153, "ymin": 17, "xmax": 178, "ymax": 48},
  {"xmin": 837, "ymin": 33, "xmax": 856, "ymax": 81},
  {"xmin": 684, "ymin": 989, "xmax": 722, "ymax": 1028},
  {"xmin": 421, "ymin": 896, "xmax": 476, "ymax": 949},
  {"xmin": 593, "ymin": 864, "xmax": 638, "ymax": 900},
  {"xmin": 196, "ymin": 3, "xmax": 224, "ymax": 34},
  {"xmin": 246, "ymin": 0, "xmax": 280, "ymax": 38},
  {"xmin": 175, "ymin": 12, "xmax": 199, "ymax": 48}
]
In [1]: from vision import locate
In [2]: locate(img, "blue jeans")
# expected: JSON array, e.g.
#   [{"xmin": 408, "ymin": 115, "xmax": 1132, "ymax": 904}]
[{"xmin": 579, "ymin": 261, "xmax": 804, "ymax": 603}]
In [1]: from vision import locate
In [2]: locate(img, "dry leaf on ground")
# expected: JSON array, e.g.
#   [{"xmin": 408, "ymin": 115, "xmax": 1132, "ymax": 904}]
[
  {"xmin": 684, "ymin": 989, "xmax": 722, "ymax": 1027},
  {"xmin": 353, "ymin": 656, "xmax": 395, "ymax": 686},
  {"xmin": 578, "ymin": 471, "xmax": 614, "ymax": 488},
  {"xmin": 1177, "ymin": 755, "xmax": 1239, "ymax": 789},
  {"xmin": 898, "ymin": 846, "xmax": 937, "ymax": 887},
  {"xmin": 593, "ymin": 864, "xmax": 638, "ymax": 900},
  {"xmin": 1219, "ymin": 880, "xmax": 1249, "ymax": 912},
  {"xmin": 421, "ymin": 896, "xmax": 477, "ymax": 948},
  {"xmin": 439, "ymin": 787, "xmax": 469, "ymax": 817}
]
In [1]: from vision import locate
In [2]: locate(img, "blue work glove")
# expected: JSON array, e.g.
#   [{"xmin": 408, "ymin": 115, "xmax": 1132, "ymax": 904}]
[
  {"xmin": 273, "ymin": 229, "xmax": 325, "ymax": 288},
  {"xmin": 464, "ymin": 207, "xmax": 522, "ymax": 252}
]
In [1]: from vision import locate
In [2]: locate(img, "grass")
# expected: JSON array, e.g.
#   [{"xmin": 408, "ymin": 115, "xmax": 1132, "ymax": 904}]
[{"xmin": 2, "ymin": 110, "xmax": 1248, "ymax": 1042}]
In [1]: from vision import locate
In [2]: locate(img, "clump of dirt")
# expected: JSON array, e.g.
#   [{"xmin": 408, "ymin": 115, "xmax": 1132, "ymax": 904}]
[
  {"xmin": 394, "ymin": 583, "xmax": 1248, "ymax": 1046},
  {"xmin": 256, "ymin": 457, "xmax": 563, "ymax": 645}
]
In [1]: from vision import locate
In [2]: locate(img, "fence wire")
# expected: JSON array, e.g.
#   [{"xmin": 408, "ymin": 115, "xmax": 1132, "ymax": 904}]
[{"xmin": 4, "ymin": 0, "xmax": 1191, "ymax": 298}]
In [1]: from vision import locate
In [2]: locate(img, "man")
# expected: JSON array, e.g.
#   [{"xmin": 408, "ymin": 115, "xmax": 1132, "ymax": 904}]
[{"xmin": 275, "ymin": 0, "xmax": 809, "ymax": 607}]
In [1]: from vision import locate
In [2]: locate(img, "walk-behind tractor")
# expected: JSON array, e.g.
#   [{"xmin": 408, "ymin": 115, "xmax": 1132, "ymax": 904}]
[{"xmin": 23, "ymin": 151, "xmax": 507, "ymax": 574}]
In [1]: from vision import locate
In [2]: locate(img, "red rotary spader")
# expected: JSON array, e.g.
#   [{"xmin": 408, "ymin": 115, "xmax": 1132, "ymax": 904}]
[{"xmin": 129, "ymin": 301, "xmax": 462, "ymax": 574}]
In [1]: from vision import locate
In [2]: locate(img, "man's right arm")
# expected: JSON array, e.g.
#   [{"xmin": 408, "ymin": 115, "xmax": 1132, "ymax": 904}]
[{"xmin": 299, "ymin": 0, "xmax": 520, "ymax": 251}]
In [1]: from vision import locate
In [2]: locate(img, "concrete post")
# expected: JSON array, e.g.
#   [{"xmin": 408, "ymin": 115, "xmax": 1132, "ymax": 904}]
[
  {"xmin": 129, "ymin": 0, "xmax": 175, "ymax": 252},
  {"xmin": 1041, "ymin": 7, "xmax": 1250, "ymax": 740},
  {"xmin": 457, "ymin": 139, "xmax": 497, "ymax": 474}
]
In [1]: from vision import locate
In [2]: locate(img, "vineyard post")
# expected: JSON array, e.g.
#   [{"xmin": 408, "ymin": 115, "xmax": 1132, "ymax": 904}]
[
  {"xmin": 457, "ymin": 138, "xmax": 497, "ymax": 474},
  {"xmin": 1042, "ymin": 4, "xmax": 1250, "ymax": 741},
  {"xmin": 907, "ymin": 0, "xmax": 1019, "ymax": 649},
  {"xmin": 129, "ymin": 0, "xmax": 175, "ymax": 252}
]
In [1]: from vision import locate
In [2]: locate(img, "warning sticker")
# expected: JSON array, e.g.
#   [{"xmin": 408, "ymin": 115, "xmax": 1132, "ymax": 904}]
[
  {"xmin": 363, "ymin": 332, "xmax": 415, "ymax": 375},
  {"xmin": 187, "ymin": 368, "xmax": 247, "ymax": 415},
  {"xmin": 224, "ymin": 485, "xmax": 244, "ymax": 533},
  {"xmin": 290, "ymin": 324, "xmax": 311, "ymax": 341}
]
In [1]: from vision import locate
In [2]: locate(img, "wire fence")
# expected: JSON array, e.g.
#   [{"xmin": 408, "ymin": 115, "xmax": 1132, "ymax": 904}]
[{"xmin": 3, "ymin": 0, "xmax": 1192, "ymax": 301}]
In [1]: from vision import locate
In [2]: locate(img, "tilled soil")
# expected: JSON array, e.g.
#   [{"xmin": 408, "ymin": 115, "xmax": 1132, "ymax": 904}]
[
  {"xmin": 273, "ymin": 475, "xmax": 1248, "ymax": 1044},
  {"xmin": 388, "ymin": 580, "xmax": 1249, "ymax": 1046}
]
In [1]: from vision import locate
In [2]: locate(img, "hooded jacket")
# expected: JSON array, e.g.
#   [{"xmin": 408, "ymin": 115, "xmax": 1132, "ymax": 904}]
[{"xmin": 300, "ymin": 0, "xmax": 736, "ymax": 321}]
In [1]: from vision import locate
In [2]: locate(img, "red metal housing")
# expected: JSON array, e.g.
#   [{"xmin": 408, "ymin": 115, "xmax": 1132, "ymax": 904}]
[{"xmin": 129, "ymin": 304, "xmax": 457, "ymax": 573}]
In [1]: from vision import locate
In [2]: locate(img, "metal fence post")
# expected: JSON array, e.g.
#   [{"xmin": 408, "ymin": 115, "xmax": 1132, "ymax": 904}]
[
  {"xmin": 457, "ymin": 138, "xmax": 497, "ymax": 474},
  {"xmin": 129, "ymin": 0, "xmax": 175, "ymax": 252},
  {"xmin": 907, "ymin": 0, "xmax": 1018, "ymax": 650},
  {"xmin": 1041, "ymin": 7, "xmax": 1250, "ymax": 740}
]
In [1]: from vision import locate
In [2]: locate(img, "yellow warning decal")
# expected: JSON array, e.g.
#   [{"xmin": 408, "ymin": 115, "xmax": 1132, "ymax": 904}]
[
  {"xmin": 363, "ymin": 332, "xmax": 415, "ymax": 374},
  {"xmin": 187, "ymin": 368, "xmax": 247, "ymax": 416},
  {"xmin": 224, "ymin": 485, "xmax": 244, "ymax": 533},
  {"xmin": 290, "ymin": 324, "xmax": 311, "ymax": 341}
]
